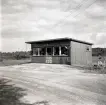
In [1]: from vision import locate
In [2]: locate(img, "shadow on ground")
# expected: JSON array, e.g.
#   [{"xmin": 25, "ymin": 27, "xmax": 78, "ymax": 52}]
[{"xmin": 0, "ymin": 78, "xmax": 49, "ymax": 105}]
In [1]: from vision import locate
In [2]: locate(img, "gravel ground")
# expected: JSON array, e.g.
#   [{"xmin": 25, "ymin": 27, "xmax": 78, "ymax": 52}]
[{"xmin": 0, "ymin": 63, "xmax": 106, "ymax": 105}]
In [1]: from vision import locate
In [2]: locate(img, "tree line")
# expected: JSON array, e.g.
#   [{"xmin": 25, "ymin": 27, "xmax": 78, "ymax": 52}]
[
  {"xmin": 92, "ymin": 48, "xmax": 106, "ymax": 56},
  {"xmin": 1, "ymin": 51, "xmax": 31, "ymax": 60}
]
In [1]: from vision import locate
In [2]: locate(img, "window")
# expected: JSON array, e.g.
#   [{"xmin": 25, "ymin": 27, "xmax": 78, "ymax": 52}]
[
  {"xmin": 33, "ymin": 48, "xmax": 38, "ymax": 56},
  {"xmin": 39, "ymin": 48, "xmax": 46, "ymax": 55},
  {"xmin": 86, "ymin": 46, "xmax": 90, "ymax": 52},
  {"xmin": 61, "ymin": 46, "xmax": 69, "ymax": 56},
  {"xmin": 47, "ymin": 47, "xmax": 52, "ymax": 55},
  {"xmin": 54, "ymin": 47, "xmax": 59, "ymax": 55}
]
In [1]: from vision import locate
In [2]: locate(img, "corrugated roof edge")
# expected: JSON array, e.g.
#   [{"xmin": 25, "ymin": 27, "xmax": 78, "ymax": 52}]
[{"xmin": 25, "ymin": 37, "xmax": 93, "ymax": 45}]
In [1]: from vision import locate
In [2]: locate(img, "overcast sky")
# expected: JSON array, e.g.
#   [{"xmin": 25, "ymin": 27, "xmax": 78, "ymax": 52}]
[{"xmin": 1, "ymin": 0, "xmax": 106, "ymax": 52}]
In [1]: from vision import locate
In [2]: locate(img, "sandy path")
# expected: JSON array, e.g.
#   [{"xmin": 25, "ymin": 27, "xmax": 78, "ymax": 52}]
[{"xmin": 0, "ymin": 63, "xmax": 106, "ymax": 105}]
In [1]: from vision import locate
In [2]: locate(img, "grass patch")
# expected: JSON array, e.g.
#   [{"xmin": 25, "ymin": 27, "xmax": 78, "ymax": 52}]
[
  {"xmin": 84, "ymin": 67, "xmax": 106, "ymax": 74},
  {"xmin": 0, "ymin": 59, "xmax": 31, "ymax": 66}
]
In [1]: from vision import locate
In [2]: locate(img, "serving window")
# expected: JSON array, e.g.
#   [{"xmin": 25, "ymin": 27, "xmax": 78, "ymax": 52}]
[
  {"xmin": 54, "ymin": 47, "xmax": 59, "ymax": 55},
  {"xmin": 47, "ymin": 47, "xmax": 52, "ymax": 55},
  {"xmin": 39, "ymin": 47, "xmax": 46, "ymax": 55},
  {"xmin": 33, "ymin": 48, "xmax": 39, "ymax": 56},
  {"xmin": 61, "ymin": 46, "xmax": 69, "ymax": 56},
  {"xmin": 32, "ymin": 45, "xmax": 69, "ymax": 56}
]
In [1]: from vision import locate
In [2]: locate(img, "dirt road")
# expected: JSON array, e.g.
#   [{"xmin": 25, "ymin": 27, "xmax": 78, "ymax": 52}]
[{"xmin": 0, "ymin": 63, "xmax": 106, "ymax": 105}]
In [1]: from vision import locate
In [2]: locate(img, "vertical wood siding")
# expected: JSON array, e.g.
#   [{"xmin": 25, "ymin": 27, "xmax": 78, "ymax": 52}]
[
  {"xmin": 32, "ymin": 56, "xmax": 46, "ymax": 63},
  {"xmin": 71, "ymin": 41, "xmax": 92, "ymax": 67},
  {"xmin": 31, "ymin": 56, "xmax": 70, "ymax": 64}
]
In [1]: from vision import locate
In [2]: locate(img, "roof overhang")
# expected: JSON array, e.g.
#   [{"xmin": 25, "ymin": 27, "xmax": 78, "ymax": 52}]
[{"xmin": 25, "ymin": 37, "xmax": 93, "ymax": 45}]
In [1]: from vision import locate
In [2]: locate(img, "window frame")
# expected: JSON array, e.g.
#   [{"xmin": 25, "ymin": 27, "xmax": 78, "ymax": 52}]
[
  {"xmin": 32, "ymin": 48, "xmax": 39, "ymax": 56},
  {"xmin": 39, "ymin": 47, "xmax": 46, "ymax": 56},
  {"xmin": 32, "ymin": 45, "xmax": 70, "ymax": 57},
  {"xmin": 53, "ymin": 46, "xmax": 59, "ymax": 56},
  {"xmin": 61, "ymin": 46, "xmax": 69, "ymax": 56}
]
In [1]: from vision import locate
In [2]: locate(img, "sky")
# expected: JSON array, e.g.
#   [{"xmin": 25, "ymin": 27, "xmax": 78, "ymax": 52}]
[{"xmin": 1, "ymin": 0, "xmax": 106, "ymax": 52}]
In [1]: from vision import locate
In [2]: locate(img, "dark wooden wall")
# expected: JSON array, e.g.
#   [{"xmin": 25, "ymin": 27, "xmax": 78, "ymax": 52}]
[
  {"xmin": 31, "ymin": 56, "xmax": 70, "ymax": 64},
  {"xmin": 31, "ymin": 40, "xmax": 71, "ymax": 65},
  {"xmin": 32, "ymin": 56, "xmax": 46, "ymax": 63}
]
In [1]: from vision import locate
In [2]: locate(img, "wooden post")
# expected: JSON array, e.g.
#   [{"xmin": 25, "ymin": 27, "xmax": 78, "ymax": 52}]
[
  {"xmin": 38, "ymin": 48, "xmax": 40, "ymax": 56},
  {"xmin": 46, "ymin": 47, "xmax": 47, "ymax": 56},
  {"xmin": 0, "ymin": 52, "xmax": 2, "ymax": 62},
  {"xmin": 59, "ymin": 46, "xmax": 61, "ymax": 56},
  {"xmin": 53, "ymin": 47, "xmax": 54, "ymax": 56}
]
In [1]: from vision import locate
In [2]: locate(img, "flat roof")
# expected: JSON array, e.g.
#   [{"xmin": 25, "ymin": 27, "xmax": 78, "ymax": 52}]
[{"xmin": 26, "ymin": 37, "xmax": 93, "ymax": 45}]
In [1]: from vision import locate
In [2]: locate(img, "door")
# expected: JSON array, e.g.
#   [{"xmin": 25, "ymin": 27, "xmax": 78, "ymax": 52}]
[{"xmin": 46, "ymin": 47, "xmax": 52, "ymax": 64}]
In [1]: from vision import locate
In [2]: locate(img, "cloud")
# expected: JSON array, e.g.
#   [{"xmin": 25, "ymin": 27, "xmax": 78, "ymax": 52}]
[
  {"xmin": 90, "ymin": 33, "xmax": 106, "ymax": 48},
  {"xmin": 86, "ymin": 3, "xmax": 106, "ymax": 20},
  {"xmin": 96, "ymin": 33, "xmax": 106, "ymax": 45},
  {"xmin": 2, "ymin": 38, "xmax": 31, "ymax": 52},
  {"xmin": 1, "ymin": 0, "xmax": 106, "ymax": 52},
  {"xmin": 2, "ymin": 0, "xmax": 30, "ymax": 14},
  {"xmin": 2, "ymin": 0, "xmax": 61, "ymax": 14}
]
